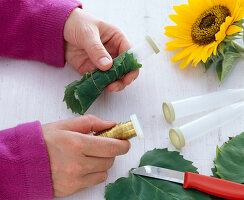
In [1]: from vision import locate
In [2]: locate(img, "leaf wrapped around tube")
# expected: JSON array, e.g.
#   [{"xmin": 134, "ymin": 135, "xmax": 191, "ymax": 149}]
[{"xmin": 63, "ymin": 51, "xmax": 142, "ymax": 115}]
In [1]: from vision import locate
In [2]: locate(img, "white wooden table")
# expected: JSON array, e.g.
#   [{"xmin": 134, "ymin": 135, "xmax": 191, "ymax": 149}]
[{"xmin": 1, "ymin": 0, "xmax": 244, "ymax": 199}]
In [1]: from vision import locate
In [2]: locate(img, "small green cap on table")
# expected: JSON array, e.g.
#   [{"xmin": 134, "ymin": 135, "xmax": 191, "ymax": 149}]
[
  {"xmin": 169, "ymin": 128, "xmax": 185, "ymax": 149},
  {"xmin": 163, "ymin": 102, "xmax": 175, "ymax": 123}
]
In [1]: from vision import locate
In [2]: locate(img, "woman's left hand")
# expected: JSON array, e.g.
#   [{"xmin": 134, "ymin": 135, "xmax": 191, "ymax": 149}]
[{"xmin": 64, "ymin": 8, "xmax": 139, "ymax": 92}]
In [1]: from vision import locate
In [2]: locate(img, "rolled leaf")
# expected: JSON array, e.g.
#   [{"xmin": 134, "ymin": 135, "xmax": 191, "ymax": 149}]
[{"xmin": 63, "ymin": 52, "xmax": 142, "ymax": 115}]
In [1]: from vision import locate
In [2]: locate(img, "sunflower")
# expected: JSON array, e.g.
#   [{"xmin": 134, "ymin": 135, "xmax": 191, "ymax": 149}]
[{"xmin": 165, "ymin": 0, "xmax": 244, "ymax": 69}]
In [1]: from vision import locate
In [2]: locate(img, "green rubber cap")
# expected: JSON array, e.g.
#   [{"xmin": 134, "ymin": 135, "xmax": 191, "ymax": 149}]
[
  {"xmin": 146, "ymin": 35, "xmax": 160, "ymax": 54},
  {"xmin": 163, "ymin": 102, "xmax": 175, "ymax": 123},
  {"xmin": 169, "ymin": 128, "xmax": 185, "ymax": 149}
]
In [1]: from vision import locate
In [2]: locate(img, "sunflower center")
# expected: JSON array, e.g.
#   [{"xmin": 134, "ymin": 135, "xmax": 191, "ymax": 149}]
[
  {"xmin": 191, "ymin": 6, "xmax": 231, "ymax": 45},
  {"xmin": 200, "ymin": 15, "xmax": 217, "ymax": 29}
]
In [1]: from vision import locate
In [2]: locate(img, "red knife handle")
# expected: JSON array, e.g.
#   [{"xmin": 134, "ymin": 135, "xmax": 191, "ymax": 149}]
[{"xmin": 183, "ymin": 172, "xmax": 244, "ymax": 200}]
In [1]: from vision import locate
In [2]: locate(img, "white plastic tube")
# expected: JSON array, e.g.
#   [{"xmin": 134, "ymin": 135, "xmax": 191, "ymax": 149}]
[
  {"xmin": 163, "ymin": 89, "xmax": 244, "ymax": 123},
  {"xmin": 128, "ymin": 35, "xmax": 160, "ymax": 63},
  {"xmin": 169, "ymin": 100, "xmax": 244, "ymax": 149}
]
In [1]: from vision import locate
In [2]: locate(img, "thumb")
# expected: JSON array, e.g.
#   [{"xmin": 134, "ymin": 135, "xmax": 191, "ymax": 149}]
[
  {"xmin": 57, "ymin": 115, "xmax": 116, "ymax": 134},
  {"xmin": 83, "ymin": 30, "xmax": 113, "ymax": 71}
]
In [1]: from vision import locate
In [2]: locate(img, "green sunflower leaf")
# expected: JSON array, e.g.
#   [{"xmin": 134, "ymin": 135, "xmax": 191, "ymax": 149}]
[
  {"xmin": 231, "ymin": 42, "xmax": 244, "ymax": 54},
  {"xmin": 219, "ymin": 51, "xmax": 240, "ymax": 83},
  {"xmin": 217, "ymin": 43, "xmax": 225, "ymax": 58},
  {"xmin": 215, "ymin": 43, "xmax": 241, "ymax": 83},
  {"xmin": 216, "ymin": 59, "xmax": 223, "ymax": 81},
  {"xmin": 105, "ymin": 149, "xmax": 214, "ymax": 200},
  {"xmin": 214, "ymin": 132, "xmax": 244, "ymax": 183},
  {"xmin": 63, "ymin": 52, "xmax": 142, "ymax": 115}
]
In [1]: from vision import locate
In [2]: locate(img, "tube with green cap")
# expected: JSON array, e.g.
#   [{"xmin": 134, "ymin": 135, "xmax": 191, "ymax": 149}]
[
  {"xmin": 163, "ymin": 89, "xmax": 244, "ymax": 123},
  {"xmin": 169, "ymin": 100, "xmax": 244, "ymax": 149}
]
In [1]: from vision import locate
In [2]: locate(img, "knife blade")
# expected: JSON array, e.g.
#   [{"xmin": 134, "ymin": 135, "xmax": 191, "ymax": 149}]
[{"xmin": 130, "ymin": 165, "xmax": 244, "ymax": 200}]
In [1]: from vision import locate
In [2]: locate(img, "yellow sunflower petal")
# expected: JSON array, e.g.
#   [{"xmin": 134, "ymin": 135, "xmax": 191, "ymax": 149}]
[
  {"xmin": 201, "ymin": 43, "xmax": 216, "ymax": 62},
  {"xmin": 192, "ymin": 42, "xmax": 217, "ymax": 66},
  {"xmin": 215, "ymin": 16, "xmax": 233, "ymax": 41},
  {"xmin": 165, "ymin": 26, "xmax": 191, "ymax": 39},
  {"xmin": 173, "ymin": 4, "xmax": 198, "ymax": 20},
  {"xmin": 188, "ymin": 45, "xmax": 204, "ymax": 65},
  {"xmin": 180, "ymin": 55, "xmax": 192, "ymax": 69},
  {"xmin": 171, "ymin": 45, "xmax": 198, "ymax": 63},
  {"xmin": 233, "ymin": 7, "xmax": 244, "ymax": 22},
  {"xmin": 166, "ymin": 39, "xmax": 193, "ymax": 51},
  {"xmin": 239, "ymin": 0, "xmax": 244, "ymax": 8},
  {"xmin": 169, "ymin": 14, "xmax": 193, "ymax": 25},
  {"xmin": 226, "ymin": 25, "xmax": 242, "ymax": 35},
  {"xmin": 221, "ymin": 0, "xmax": 238, "ymax": 16},
  {"xmin": 188, "ymin": 0, "xmax": 212, "ymax": 17}
]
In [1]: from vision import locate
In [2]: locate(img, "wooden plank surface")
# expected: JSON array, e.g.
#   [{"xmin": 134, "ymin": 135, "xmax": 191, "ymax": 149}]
[{"xmin": 1, "ymin": 0, "xmax": 244, "ymax": 199}]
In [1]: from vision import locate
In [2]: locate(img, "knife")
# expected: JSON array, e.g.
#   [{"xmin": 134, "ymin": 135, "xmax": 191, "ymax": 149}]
[{"xmin": 130, "ymin": 165, "xmax": 244, "ymax": 200}]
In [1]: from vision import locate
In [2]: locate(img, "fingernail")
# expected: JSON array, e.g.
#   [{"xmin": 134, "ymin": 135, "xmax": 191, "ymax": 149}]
[
  {"xmin": 105, "ymin": 120, "xmax": 115, "ymax": 124},
  {"xmin": 98, "ymin": 57, "xmax": 111, "ymax": 67}
]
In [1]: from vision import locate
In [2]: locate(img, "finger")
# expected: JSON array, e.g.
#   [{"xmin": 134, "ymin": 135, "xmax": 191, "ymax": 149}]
[
  {"xmin": 79, "ymin": 171, "xmax": 108, "ymax": 188},
  {"xmin": 79, "ymin": 134, "xmax": 130, "ymax": 157},
  {"xmin": 101, "ymin": 24, "xmax": 131, "ymax": 56},
  {"xmin": 77, "ymin": 58, "xmax": 97, "ymax": 74},
  {"xmin": 121, "ymin": 69, "xmax": 140, "ymax": 85},
  {"xmin": 118, "ymin": 35, "xmax": 131, "ymax": 55},
  {"xmin": 57, "ymin": 115, "xmax": 116, "ymax": 133},
  {"xmin": 106, "ymin": 69, "xmax": 139, "ymax": 92},
  {"xmin": 82, "ymin": 27, "xmax": 113, "ymax": 71},
  {"xmin": 80, "ymin": 157, "xmax": 115, "ymax": 174},
  {"xmin": 106, "ymin": 79, "xmax": 126, "ymax": 93}
]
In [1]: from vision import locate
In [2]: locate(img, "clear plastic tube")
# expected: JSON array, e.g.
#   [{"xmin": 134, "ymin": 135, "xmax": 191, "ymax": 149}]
[
  {"xmin": 169, "ymin": 101, "xmax": 244, "ymax": 149},
  {"xmin": 163, "ymin": 89, "xmax": 244, "ymax": 123},
  {"xmin": 128, "ymin": 35, "xmax": 160, "ymax": 63}
]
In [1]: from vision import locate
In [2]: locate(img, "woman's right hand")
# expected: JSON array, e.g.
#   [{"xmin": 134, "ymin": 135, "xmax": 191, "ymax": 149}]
[{"xmin": 42, "ymin": 115, "xmax": 130, "ymax": 197}]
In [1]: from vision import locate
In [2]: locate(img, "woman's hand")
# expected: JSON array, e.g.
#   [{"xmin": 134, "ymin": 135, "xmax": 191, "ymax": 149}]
[
  {"xmin": 42, "ymin": 115, "xmax": 130, "ymax": 197},
  {"xmin": 64, "ymin": 8, "xmax": 139, "ymax": 92}
]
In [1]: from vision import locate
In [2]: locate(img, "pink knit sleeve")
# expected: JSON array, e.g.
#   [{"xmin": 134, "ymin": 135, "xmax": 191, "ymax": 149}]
[
  {"xmin": 0, "ymin": 121, "xmax": 53, "ymax": 199},
  {"xmin": 0, "ymin": 0, "xmax": 82, "ymax": 67}
]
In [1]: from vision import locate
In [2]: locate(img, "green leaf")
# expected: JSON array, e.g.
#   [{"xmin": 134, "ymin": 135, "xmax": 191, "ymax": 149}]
[
  {"xmin": 211, "ymin": 167, "xmax": 220, "ymax": 178},
  {"xmin": 63, "ymin": 52, "xmax": 142, "ymax": 115},
  {"xmin": 63, "ymin": 80, "xmax": 83, "ymax": 114},
  {"xmin": 231, "ymin": 42, "xmax": 244, "ymax": 54},
  {"xmin": 219, "ymin": 51, "xmax": 240, "ymax": 83},
  {"xmin": 204, "ymin": 57, "xmax": 214, "ymax": 71},
  {"xmin": 105, "ymin": 149, "xmax": 213, "ymax": 200},
  {"xmin": 215, "ymin": 43, "xmax": 241, "ymax": 83},
  {"xmin": 214, "ymin": 132, "xmax": 244, "ymax": 183},
  {"xmin": 215, "ymin": 59, "xmax": 223, "ymax": 81}
]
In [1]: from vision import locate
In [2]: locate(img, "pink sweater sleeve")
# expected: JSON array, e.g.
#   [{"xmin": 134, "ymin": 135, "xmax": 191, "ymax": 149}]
[
  {"xmin": 0, "ymin": 121, "xmax": 53, "ymax": 199},
  {"xmin": 0, "ymin": 0, "xmax": 83, "ymax": 198},
  {"xmin": 0, "ymin": 0, "xmax": 82, "ymax": 67}
]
